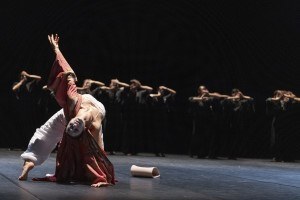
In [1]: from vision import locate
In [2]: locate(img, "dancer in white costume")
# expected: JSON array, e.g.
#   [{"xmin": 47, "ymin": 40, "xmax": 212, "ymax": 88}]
[
  {"xmin": 19, "ymin": 33, "xmax": 107, "ymax": 181},
  {"xmin": 19, "ymin": 93, "xmax": 106, "ymax": 180}
]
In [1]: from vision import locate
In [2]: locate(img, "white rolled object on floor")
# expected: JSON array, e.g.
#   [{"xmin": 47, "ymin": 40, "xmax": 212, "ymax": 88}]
[{"xmin": 130, "ymin": 165, "xmax": 160, "ymax": 178}]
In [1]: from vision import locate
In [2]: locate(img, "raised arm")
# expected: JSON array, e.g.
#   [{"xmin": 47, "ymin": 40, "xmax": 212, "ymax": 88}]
[
  {"xmin": 227, "ymin": 92, "xmax": 252, "ymax": 100},
  {"xmin": 12, "ymin": 77, "xmax": 26, "ymax": 92},
  {"xmin": 159, "ymin": 86, "xmax": 176, "ymax": 94},
  {"xmin": 189, "ymin": 94, "xmax": 209, "ymax": 102},
  {"xmin": 208, "ymin": 92, "xmax": 229, "ymax": 99},
  {"xmin": 189, "ymin": 97, "xmax": 202, "ymax": 102},
  {"xmin": 284, "ymin": 93, "xmax": 300, "ymax": 102},
  {"xmin": 150, "ymin": 92, "xmax": 162, "ymax": 98},
  {"xmin": 113, "ymin": 79, "xmax": 130, "ymax": 88},
  {"xmin": 77, "ymin": 79, "xmax": 105, "ymax": 90},
  {"xmin": 20, "ymin": 70, "xmax": 42, "ymax": 81},
  {"xmin": 140, "ymin": 85, "xmax": 153, "ymax": 91},
  {"xmin": 268, "ymin": 97, "xmax": 281, "ymax": 101},
  {"xmin": 48, "ymin": 34, "xmax": 60, "ymax": 54},
  {"xmin": 99, "ymin": 86, "xmax": 113, "ymax": 90},
  {"xmin": 47, "ymin": 34, "xmax": 77, "ymax": 90},
  {"xmin": 90, "ymin": 80, "xmax": 105, "ymax": 87},
  {"xmin": 239, "ymin": 92, "xmax": 252, "ymax": 99}
]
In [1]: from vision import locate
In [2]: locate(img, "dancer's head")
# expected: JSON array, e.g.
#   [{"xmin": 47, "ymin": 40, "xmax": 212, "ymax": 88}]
[
  {"xmin": 198, "ymin": 85, "xmax": 209, "ymax": 95},
  {"xmin": 231, "ymin": 88, "xmax": 241, "ymax": 97},
  {"xmin": 158, "ymin": 86, "xmax": 165, "ymax": 95},
  {"xmin": 110, "ymin": 79, "xmax": 119, "ymax": 89},
  {"xmin": 67, "ymin": 72, "xmax": 77, "ymax": 85},
  {"xmin": 273, "ymin": 90, "xmax": 283, "ymax": 99},
  {"xmin": 66, "ymin": 117, "xmax": 85, "ymax": 137},
  {"xmin": 83, "ymin": 79, "xmax": 92, "ymax": 88},
  {"xmin": 130, "ymin": 79, "xmax": 141, "ymax": 91},
  {"xmin": 19, "ymin": 71, "xmax": 27, "ymax": 81}
]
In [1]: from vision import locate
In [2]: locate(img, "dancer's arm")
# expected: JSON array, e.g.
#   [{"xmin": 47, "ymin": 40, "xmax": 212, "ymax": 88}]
[
  {"xmin": 159, "ymin": 86, "xmax": 176, "ymax": 94},
  {"xmin": 77, "ymin": 79, "xmax": 105, "ymax": 90},
  {"xmin": 48, "ymin": 34, "xmax": 60, "ymax": 53},
  {"xmin": 269, "ymin": 97, "xmax": 281, "ymax": 101},
  {"xmin": 227, "ymin": 92, "xmax": 252, "ymax": 100},
  {"xmin": 293, "ymin": 97, "xmax": 300, "ymax": 102},
  {"xmin": 140, "ymin": 85, "xmax": 153, "ymax": 91},
  {"xmin": 12, "ymin": 71, "xmax": 41, "ymax": 91},
  {"xmin": 12, "ymin": 78, "xmax": 27, "ymax": 91},
  {"xmin": 113, "ymin": 79, "xmax": 130, "ymax": 88},
  {"xmin": 90, "ymin": 80, "xmax": 105, "ymax": 87},
  {"xmin": 189, "ymin": 94, "xmax": 209, "ymax": 102},
  {"xmin": 238, "ymin": 91, "xmax": 252, "ymax": 99},
  {"xmin": 22, "ymin": 71, "xmax": 42, "ymax": 81},
  {"xmin": 209, "ymin": 92, "xmax": 229, "ymax": 98},
  {"xmin": 99, "ymin": 86, "xmax": 113, "ymax": 90},
  {"xmin": 150, "ymin": 92, "xmax": 161, "ymax": 98},
  {"xmin": 284, "ymin": 93, "xmax": 300, "ymax": 102}
]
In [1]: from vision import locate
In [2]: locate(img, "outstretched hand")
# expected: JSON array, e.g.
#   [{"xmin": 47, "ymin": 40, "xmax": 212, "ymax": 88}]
[
  {"xmin": 48, "ymin": 34, "xmax": 59, "ymax": 51},
  {"xmin": 159, "ymin": 86, "xmax": 167, "ymax": 90},
  {"xmin": 284, "ymin": 93, "xmax": 295, "ymax": 99}
]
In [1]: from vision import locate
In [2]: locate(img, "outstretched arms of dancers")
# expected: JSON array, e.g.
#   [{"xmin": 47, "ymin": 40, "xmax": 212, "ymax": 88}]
[
  {"xmin": 150, "ymin": 86, "xmax": 176, "ymax": 98},
  {"xmin": 77, "ymin": 79, "xmax": 105, "ymax": 92},
  {"xmin": 12, "ymin": 71, "xmax": 41, "ymax": 92},
  {"xmin": 227, "ymin": 89, "xmax": 252, "ymax": 100},
  {"xmin": 189, "ymin": 85, "xmax": 254, "ymax": 102},
  {"xmin": 284, "ymin": 91, "xmax": 300, "ymax": 102},
  {"xmin": 189, "ymin": 85, "xmax": 229, "ymax": 102}
]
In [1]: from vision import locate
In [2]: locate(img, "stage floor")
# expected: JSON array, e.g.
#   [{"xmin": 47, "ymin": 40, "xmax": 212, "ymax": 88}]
[{"xmin": 0, "ymin": 149, "xmax": 300, "ymax": 200}]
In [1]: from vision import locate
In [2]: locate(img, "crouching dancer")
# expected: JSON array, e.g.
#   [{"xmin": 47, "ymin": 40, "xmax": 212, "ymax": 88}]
[{"xmin": 19, "ymin": 34, "xmax": 115, "ymax": 187}]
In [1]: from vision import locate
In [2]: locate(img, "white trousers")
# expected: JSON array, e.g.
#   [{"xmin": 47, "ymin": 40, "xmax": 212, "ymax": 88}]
[{"xmin": 20, "ymin": 109, "xmax": 66, "ymax": 165}]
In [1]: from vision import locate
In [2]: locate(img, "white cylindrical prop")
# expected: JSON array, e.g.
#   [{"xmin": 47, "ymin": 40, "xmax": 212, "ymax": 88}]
[{"xmin": 130, "ymin": 165, "xmax": 160, "ymax": 178}]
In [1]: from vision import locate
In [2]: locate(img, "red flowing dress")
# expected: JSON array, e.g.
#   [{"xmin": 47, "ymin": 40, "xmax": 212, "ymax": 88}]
[{"xmin": 34, "ymin": 50, "xmax": 115, "ymax": 186}]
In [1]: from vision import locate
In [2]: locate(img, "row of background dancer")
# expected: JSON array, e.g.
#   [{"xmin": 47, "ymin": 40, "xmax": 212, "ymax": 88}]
[
  {"xmin": 266, "ymin": 90, "xmax": 300, "ymax": 162},
  {"xmin": 12, "ymin": 71, "xmax": 300, "ymax": 161},
  {"xmin": 11, "ymin": 71, "xmax": 43, "ymax": 149},
  {"xmin": 188, "ymin": 85, "xmax": 255, "ymax": 160},
  {"xmin": 75, "ymin": 78, "xmax": 176, "ymax": 157}
]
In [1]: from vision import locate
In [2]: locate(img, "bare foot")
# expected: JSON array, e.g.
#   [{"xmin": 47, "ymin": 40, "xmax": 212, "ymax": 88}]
[
  {"xmin": 91, "ymin": 182, "xmax": 109, "ymax": 187},
  {"xmin": 19, "ymin": 160, "xmax": 35, "ymax": 181}
]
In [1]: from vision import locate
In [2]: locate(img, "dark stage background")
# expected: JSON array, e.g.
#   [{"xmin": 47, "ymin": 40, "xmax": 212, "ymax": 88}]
[{"xmin": 0, "ymin": 0, "xmax": 299, "ymax": 157}]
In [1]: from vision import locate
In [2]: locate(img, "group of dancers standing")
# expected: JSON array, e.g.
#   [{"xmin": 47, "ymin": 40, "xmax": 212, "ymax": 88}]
[
  {"xmin": 12, "ymin": 70, "xmax": 176, "ymax": 158},
  {"xmin": 188, "ymin": 86, "xmax": 300, "ymax": 162}
]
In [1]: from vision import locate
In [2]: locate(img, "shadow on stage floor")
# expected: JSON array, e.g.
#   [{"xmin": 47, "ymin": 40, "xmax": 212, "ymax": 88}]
[{"xmin": 0, "ymin": 149, "xmax": 300, "ymax": 200}]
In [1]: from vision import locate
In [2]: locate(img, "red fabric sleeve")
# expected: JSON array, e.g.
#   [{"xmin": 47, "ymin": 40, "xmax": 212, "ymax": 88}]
[{"xmin": 46, "ymin": 51, "xmax": 80, "ymax": 116}]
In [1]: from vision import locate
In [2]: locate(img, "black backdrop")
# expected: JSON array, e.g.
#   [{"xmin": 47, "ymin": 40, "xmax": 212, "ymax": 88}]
[{"xmin": 0, "ymin": 0, "xmax": 299, "ymax": 157}]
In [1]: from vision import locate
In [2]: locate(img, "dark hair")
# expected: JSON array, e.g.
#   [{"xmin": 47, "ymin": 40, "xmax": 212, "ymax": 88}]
[
  {"xmin": 231, "ymin": 88, "xmax": 240, "ymax": 94},
  {"xmin": 274, "ymin": 90, "xmax": 282, "ymax": 96},
  {"xmin": 130, "ymin": 79, "xmax": 141, "ymax": 86}
]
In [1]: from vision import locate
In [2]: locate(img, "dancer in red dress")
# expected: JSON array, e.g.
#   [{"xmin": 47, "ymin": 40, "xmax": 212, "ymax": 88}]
[{"xmin": 26, "ymin": 34, "xmax": 115, "ymax": 187}]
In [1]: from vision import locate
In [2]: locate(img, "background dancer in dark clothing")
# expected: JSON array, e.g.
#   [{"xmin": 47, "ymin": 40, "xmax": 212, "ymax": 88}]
[
  {"xmin": 12, "ymin": 71, "xmax": 42, "ymax": 150},
  {"xmin": 149, "ymin": 86, "xmax": 176, "ymax": 157},
  {"xmin": 188, "ymin": 85, "xmax": 228, "ymax": 159},
  {"xmin": 37, "ymin": 85, "xmax": 60, "ymax": 128},
  {"xmin": 225, "ymin": 89, "xmax": 254, "ymax": 160},
  {"xmin": 77, "ymin": 79, "xmax": 105, "ymax": 95},
  {"xmin": 120, "ymin": 79, "xmax": 153, "ymax": 156},
  {"xmin": 266, "ymin": 90, "xmax": 296, "ymax": 162},
  {"xmin": 98, "ymin": 79, "xmax": 128, "ymax": 155}
]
